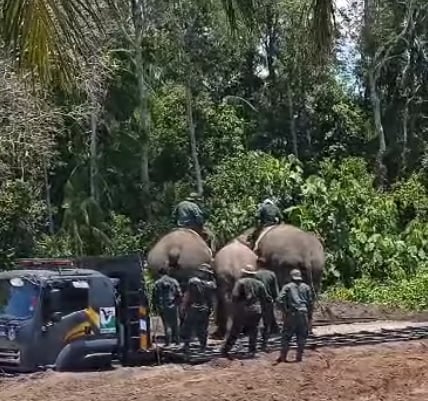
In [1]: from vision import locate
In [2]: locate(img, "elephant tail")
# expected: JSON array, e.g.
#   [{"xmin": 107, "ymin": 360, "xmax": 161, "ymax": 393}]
[{"xmin": 168, "ymin": 247, "xmax": 180, "ymax": 269}]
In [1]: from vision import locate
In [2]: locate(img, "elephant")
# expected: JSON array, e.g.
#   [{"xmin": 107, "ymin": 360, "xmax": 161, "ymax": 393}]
[
  {"xmin": 211, "ymin": 238, "xmax": 257, "ymax": 339},
  {"xmin": 147, "ymin": 228, "xmax": 213, "ymax": 288},
  {"xmin": 241, "ymin": 224, "xmax": 325, "ymax": 330}
]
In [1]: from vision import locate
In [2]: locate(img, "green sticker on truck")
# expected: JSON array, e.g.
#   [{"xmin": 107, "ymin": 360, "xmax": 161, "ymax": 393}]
[{"xmin": 99, "ymin": 307, "xmax": 116, "ymax": 334}]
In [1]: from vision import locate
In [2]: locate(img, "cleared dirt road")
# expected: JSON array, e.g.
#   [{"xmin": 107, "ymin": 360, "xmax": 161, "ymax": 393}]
[{"xmin": 0, "ymin": 340, "xmax": 427, "ymax": 401}]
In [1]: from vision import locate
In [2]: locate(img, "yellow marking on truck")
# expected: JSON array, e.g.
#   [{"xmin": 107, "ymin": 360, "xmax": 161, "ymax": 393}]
[
  {"xmin": 64, "ymin": 307, "xmax": 101, "ymax": 343},
  {"xmin": 64, "ymin": 322, "xmax": 92, "ymax": 342},
  {"xmin": 84, "ymin": 307, "xmax": 100, "ymax": 328}
]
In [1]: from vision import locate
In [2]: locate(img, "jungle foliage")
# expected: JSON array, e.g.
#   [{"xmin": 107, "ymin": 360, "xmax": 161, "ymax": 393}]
[{"xmin": 0, "ymin": 0, "xmax": 427, "ymax": 309}]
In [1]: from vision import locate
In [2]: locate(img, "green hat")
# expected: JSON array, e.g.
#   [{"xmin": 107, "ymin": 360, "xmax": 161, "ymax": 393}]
[{"xmin": 290, "ymin": 269, "xmax": 303, "ymax": 281}]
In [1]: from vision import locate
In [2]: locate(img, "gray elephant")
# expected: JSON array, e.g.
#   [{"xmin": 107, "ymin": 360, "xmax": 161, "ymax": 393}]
[
  {"xmin": 147, "ymin": 228, "xmax": 213, "ymax": 288},
  {"xmin": 211, "ymin": 238, "xmax": 257, "ymax": 339},
  {"xmin": 241, "ymin": 224, "xmax": 325, "ymax": 330}
]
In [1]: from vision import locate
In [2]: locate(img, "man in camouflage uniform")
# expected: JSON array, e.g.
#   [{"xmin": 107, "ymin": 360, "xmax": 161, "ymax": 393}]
[
  {"xmin": 254, "ymin": 258, "xmax": 280, "ymax": 350},
  {"xmin": 221, "ymin": 268, "xmax": 272, "ymax": 358},
  {"xmin": 181, "ymin": 264, "xmax": 216, "ymax": 353},
  {"xmin": 172, "ymin": 193, "xmax": 205, "ymax": 232},
  {"xmin": 172, "ymin": 193, "xmax": 215, "ymax": 249},
  {"xmin": 152, "ymin": 267, "xmax": 183, "ymax": 347},
  {"xmin": 276, "ymin": 268, "xmax": 313, "ymax": 363},
  {"xmin": 251, "ymin": 198, "xmax": 282, "ymax": 247}
]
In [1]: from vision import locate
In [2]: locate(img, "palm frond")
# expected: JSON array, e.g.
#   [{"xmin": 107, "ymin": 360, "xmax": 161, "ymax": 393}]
[{"xmin": 1, "ymin": 0, "xmax": 110, "ymax": 86}]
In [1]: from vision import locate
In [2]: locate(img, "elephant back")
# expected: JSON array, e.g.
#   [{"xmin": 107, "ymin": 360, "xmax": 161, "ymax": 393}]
[
  {"xmin": 214, "ymin": 240, "xmax": 257, "ymax": 285},
  {"xmin": 256, "ymin": 224, "xmax": 325, "ymax": 286},
  {"xmin": 147, "ymin": 228, "xmax": 212, "ymax": 280}
]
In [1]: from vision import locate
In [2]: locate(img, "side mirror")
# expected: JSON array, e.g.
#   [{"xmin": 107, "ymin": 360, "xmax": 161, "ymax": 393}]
[
  {"xmin": 50, "ymin": 311, "xmax": 63, "ymax": 323},
  {"xmin": 49, "ymin": 289, "xmax": 62, "ymax": 312}
]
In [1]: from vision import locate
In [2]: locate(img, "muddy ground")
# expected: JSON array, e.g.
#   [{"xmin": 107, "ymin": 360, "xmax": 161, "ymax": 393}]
[
  {"xmin": 0, "ymin": 341, "xmax": 427, "ymax": 401},
  {"xmin": 1, "ymin": 301, "xmax": 427, "ymax": 401}
]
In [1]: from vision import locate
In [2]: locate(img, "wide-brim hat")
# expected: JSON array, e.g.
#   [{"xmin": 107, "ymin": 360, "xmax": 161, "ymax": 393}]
[
  {"xmin": 188, "ymin": 192, "xmax": 201, "ymax": 200},
  {"xmin": 198, "ymin": 263, "xmax": 214, "ymax": 275},
  {"xmin": 241, "ymin": 265, "xmax": 256, "ymax": 275},
  {"xmin": 290, "ymin": 269, "xmax": 303, "ymax": 281}
]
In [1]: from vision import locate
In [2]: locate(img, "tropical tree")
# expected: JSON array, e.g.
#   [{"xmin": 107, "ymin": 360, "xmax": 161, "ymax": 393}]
[{"xmin": 0, "ymin": 0, "xmax": 336, "ymax": 85}]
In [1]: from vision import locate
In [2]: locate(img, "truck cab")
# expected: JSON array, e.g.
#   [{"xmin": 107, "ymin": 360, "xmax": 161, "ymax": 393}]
[{"xmin": 0, "ymin": 255, "xmax": 151, "ymax": 372}]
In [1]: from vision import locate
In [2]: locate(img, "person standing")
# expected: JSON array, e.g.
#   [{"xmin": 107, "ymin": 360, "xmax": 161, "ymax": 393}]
[
  {"xmin": 276, "ymin": 268, "xmax": 313, "ymax": 363},
  {"xmin": 181, "ymin": 265, "xmax": 216, "ymax": 353},
  {"xmin": 152, "ymin": 267, "xmax": 182, "ymax": 347},
  {"xmin": 254, "ymin": 258, "xmax": 279, "ymax": 350},
  {"xmin": 221, "ymin": 268, "xmax": 272, "ymax": 358}
]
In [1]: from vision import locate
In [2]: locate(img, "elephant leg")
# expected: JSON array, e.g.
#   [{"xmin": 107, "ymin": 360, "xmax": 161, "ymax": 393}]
[
  {"xmin": 270, "ymin": 310, "xmax": 280, "ymax": 334},
  {"xmin": 212, "ymin": 290, "xmax": 228, "ymax": 339}
]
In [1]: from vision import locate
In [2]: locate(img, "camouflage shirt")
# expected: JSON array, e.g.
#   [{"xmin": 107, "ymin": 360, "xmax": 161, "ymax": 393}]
[
  {"xmin": 277, "ymin": 281, "xmax": 313, "ymax": 314},
  {"xmin": 255, "ymin": 269, "xmax": 279, "ymax": 300},
  {"xmin": 184, "ymin": 277, "xmax": 216, "ymax": 312},
  {"xmin": 257, "ymin": 203, "xmax": 282, "ymax": 225},
  {"xmin": 173, "ymin": 200, "xmax": 204, "ymax": 227},
  {"xmin": 232, "ymin": 277, "xmax": 272, "ymax": 312},
  {"xmin": 152, "ymin": 274, "xmax": 182, "ymax": 312}
]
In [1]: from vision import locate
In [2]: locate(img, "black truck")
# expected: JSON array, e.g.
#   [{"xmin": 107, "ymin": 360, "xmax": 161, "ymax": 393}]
[{"xmin": 0, "ymin": 255, "xmax": 152, "ymax": 372}]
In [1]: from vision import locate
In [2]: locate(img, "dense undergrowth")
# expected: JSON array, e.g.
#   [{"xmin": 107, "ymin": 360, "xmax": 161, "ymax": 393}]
[{"xmin": 2, "ymin": 153, "xmax": 427, "ymax": 310}]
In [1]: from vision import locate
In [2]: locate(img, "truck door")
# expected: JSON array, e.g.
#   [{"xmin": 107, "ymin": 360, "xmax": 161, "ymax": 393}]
[{"xmin": 36, "ymin": 280, "xmax": 91, "ymax": 367}]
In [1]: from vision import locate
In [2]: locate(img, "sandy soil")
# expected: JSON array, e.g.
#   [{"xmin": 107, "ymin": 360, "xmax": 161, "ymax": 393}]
[{"xmin": 0, "ymin": 341, "xmax": 427, "ymax": 401}]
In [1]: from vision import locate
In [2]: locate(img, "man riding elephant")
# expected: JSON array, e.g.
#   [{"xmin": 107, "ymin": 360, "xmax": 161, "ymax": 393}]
[
  {"xmin": 238, "ymin": 224, "xmax": 325, "ymax": 333},
  {"xmin": 172, "ymin": 193, "xmax": 214, "ymax": 250},
  {"xmin": 251, "ymin": 198, "xmax": 282, "ymax": 248}
]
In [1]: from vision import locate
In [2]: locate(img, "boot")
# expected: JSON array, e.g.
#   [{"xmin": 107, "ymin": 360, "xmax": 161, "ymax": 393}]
[
  {"xmin": 221, "ymin": 345, "xmax": 233, "ymax": 359},
  {"xmin": 248, "ymin": 346, "xmax": 257, "ymax": 358},
  {"xmin": 274, "ymin": 348, "xmax": 288, "ymax": 365},
  {"xmin": 296, "ymin": 347, "xmax": 304, "ymax": 362}
]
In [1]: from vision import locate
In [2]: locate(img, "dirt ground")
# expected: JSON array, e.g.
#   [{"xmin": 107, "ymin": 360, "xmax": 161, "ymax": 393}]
[
  {"xmin": 313, "ymin": 300, "xmax": 428, "ymax": 322},
  {"xmin": 0, "ymin": 341, "xmax": 427, "ymax": 401},
  {"xmin": 150, "ymin": 300, "xmax": 428, "ymax": 338}
]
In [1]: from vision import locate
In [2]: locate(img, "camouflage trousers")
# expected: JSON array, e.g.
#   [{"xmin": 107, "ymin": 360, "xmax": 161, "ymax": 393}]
[
  {"xmin": 281, "ymin": 310, "xmax": 309, "ymax": 359},
  {"xmin": 181, "ymin": 307, "xmax": 210, "ymax": 350},
  {"xmin": 261, "ymin": 303, "xmax": 275, "ymax": 348},
  {"xmin": 160, "ymin": 307, "xmax": 180, "ymax": 346},
  {"xmin": 223, "ymin": 308, "xmax": 262, "ymax": 354}
]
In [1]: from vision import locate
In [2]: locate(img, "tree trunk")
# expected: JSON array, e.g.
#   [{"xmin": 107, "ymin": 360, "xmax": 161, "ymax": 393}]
[
  {"xmin": 43, "ymin": 159, "xmax": 54, "ymax": 235},
  {"xmin": 90, "ymin": 109, "xmax": 98, "ymax": 202},
  {"xmin": 137, "ymin": 61, "xmax": 151, "ymax": 196},
  {"xmin": 185, "ymin": 83, "xmax": 203, "ymax": 196},
  {"xmin": 401, "ymin": 98, "xmax": 410, "ymax": 176},
  {"xmin": 286, "ymin": 81, "xmax": 299, "ymax": 158},
  {"xmin": 132, "ymin": 0, "xmax": 151, "ymax": 214},
  {"xmin": 368, "ymin": 69, "xmax": 387, "ymax": 188}
]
